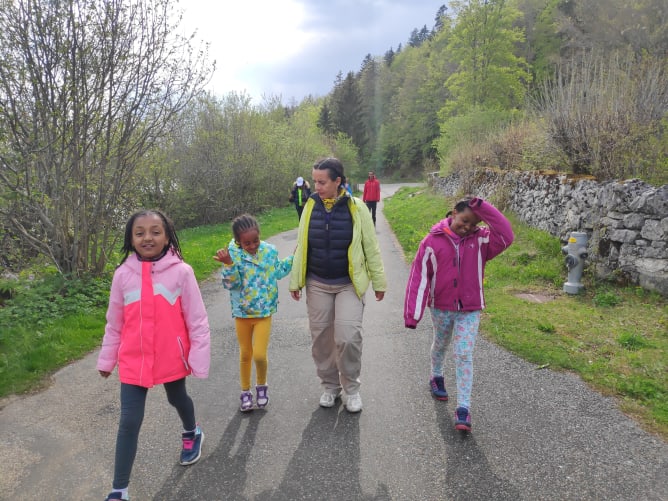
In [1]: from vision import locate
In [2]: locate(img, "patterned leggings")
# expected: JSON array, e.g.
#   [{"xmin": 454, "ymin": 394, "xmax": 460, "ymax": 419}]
[{"xmin": 429, "ymin": 308, "xmax": 481, "ymax": 410}]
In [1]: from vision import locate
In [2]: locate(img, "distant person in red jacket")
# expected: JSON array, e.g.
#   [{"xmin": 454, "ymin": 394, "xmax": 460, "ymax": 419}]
[{"xmin": 362, "ymin": 171, "xmax": 381, "ymax": 226}]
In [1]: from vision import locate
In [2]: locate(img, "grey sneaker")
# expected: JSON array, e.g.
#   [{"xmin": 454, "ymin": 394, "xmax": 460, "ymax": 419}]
[
  {"xmin": 345, "ymin": 393, "xmax": 363, "ymax": 413},
  {"xmin": 319, "ymin": 388, "xmax": 342, "ymax": 408}
]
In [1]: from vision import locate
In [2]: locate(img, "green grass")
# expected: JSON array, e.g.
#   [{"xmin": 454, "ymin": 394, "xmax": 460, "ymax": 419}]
[
  {"xmin": 0, "ymin": 206, "xmax": 298, "ymax": 400},
  {"xmin": 385, "ymin": 187, "xmax": 668, "ymax": 439}
]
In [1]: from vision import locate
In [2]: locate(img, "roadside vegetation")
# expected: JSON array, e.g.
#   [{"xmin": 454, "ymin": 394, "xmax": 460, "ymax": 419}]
[{"xmin": 384, "ymin": 187, "xmax": 667, "ymax": 440}]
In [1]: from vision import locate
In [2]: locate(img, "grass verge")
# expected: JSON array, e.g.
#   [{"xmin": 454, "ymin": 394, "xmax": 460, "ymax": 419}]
[{"xmin": 384, "ymin": 186, "xmax": 667, "ymax": 440}]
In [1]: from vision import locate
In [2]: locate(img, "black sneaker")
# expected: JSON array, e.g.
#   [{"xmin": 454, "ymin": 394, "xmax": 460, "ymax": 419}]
[
  {"xmin": 180, "ymin": 425, "xmax": 204, "ymax": 465},
  {"xmin": 429, "ymin": 376, "xmax": 449, "ymax": 401},
  {"xmin": 454, "ymin": 407, "xmax": 472, "ymax": 432}
]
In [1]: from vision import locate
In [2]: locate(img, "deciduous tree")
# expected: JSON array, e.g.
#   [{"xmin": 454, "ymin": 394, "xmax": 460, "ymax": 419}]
[{"xmin": 0, "ymin": 0, "xmax": 211, "ymax": 275}]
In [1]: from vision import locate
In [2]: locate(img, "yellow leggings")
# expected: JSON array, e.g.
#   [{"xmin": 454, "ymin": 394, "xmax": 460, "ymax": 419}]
[{"xmin": 235, "ymin": 316, "xmax": 272, "ymax": 390}]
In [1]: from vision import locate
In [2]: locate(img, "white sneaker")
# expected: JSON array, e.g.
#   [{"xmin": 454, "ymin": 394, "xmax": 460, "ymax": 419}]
[
  {"xmin": 319, "ymin": 389, "xmax": 341, "ymax": 408},
  {"xmin": 346, "ymin": 393, "xmax": 363, "ymax": 413}
]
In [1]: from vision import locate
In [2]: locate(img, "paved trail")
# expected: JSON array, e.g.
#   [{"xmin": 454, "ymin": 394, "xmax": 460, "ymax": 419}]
[{"xmin": 1, "ymin": 184, "xmax": 666, "ymax": 500}]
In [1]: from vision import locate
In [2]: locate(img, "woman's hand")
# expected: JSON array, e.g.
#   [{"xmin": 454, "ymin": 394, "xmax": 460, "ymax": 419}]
[
  {"xmin": 290, "ymin": 290, "xmax": 302, "ymax": 301},
  {"xmin": 213, "ymin": 248, "xmax": 233, "ymax": 265},
  {"xmin": 375, "ymin": 291, "xmax": 385, "ymax": 301},
  {"xmin": 99, "ymin": 370, "xmax": 111, "ymax": 378}
]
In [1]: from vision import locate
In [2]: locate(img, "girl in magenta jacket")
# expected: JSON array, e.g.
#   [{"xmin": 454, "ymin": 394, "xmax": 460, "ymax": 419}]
[
  {"xmin": 404, "ymin": 197, "xmax": 513, "ymax": 433},
  {"xmin": 97, "ymin": 209, "xmax": 210, "ymax": 501}
]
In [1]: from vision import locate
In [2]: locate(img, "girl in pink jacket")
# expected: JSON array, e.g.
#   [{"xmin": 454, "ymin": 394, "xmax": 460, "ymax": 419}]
[
  {"xmin": 404, "ymin": 197, "xmax": 513, "ymax": 433},
  {"xmin": 97, "ymin": 210, "xmax": 211, "ymax": 501}
]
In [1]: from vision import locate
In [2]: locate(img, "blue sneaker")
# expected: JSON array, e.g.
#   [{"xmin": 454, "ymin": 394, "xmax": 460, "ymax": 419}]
[
  {"xmin": 429, "ymin": 376, "xmax": 449, "ymax": 401},
  {"xmin": 180, "ymin": 425, "xmax": 204, "ymax": 465},
  {"xmin": 454, "ymin": 407, "xmax": 472, "ymax": 432}
]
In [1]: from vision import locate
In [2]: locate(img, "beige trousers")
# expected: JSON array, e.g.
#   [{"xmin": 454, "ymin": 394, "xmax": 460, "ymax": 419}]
[{"xmin": 305, "ymin": 278, "xmax": 365, "ymax": 395}]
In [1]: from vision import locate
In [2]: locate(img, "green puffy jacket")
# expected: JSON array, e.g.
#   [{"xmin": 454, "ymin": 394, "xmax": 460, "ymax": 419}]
[{"xmin": 289, "ymin": 195, "xmax": 387, "ymax": 298}]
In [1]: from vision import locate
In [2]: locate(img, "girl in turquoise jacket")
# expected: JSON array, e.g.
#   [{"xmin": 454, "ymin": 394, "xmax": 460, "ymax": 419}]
[{"xmin": 214, "ymin": 214, "xmax": 293, "ymax": 411}]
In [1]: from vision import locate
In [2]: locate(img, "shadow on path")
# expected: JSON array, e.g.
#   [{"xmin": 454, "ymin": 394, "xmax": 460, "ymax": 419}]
[
  {"xmin": 256, "ymin": 405, "xmax": 389, "ymax": 501},
  {"xmin": 433, "ymin": 400, "xmax": 522, "ymax": 500},
  {"xmin": 154, "ymin": 411, "xmax": 265, "ymax": 501}
]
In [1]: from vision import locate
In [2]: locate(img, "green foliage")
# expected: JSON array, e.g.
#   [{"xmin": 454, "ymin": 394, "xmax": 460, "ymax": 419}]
[
  {"xmin": 0, "ymin": 274, "xmax": 110, "ymax": 329},
  {"xmin": 529, "ymin": 0, "xmax": 563, "ymax": 81},
  {"xmin": 434, "ymin": 107, "xmax": 516, "ymax": 174},
  {"xmin": 617, "ymin": 332, "xmax": 652, "ymax": 351},
  {"xmin": 593, "ymin": 291, "xmax": 622, "ymax": 307},
  {"xmin": 149, "ymin": 94, "xmax": 335, "ymax": 228},
  {"xmin": 385, "ymin": 186, "xmax": 668, "ymax": 438},
  {"xmin": 330, "ymin": 72, "xmax": 368, "ymax": 154},
  {"xmin": 442, "ymin": 0, "xmax": 531, "ymax": 115}
]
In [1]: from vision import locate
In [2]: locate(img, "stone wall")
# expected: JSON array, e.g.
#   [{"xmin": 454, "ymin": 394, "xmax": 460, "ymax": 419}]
[{"xmin": 429, "ymin": 169, "xmax": 668, "ymax": 296}]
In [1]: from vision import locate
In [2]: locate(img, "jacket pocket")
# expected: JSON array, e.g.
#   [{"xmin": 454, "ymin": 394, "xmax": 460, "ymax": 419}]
[{"xmin": 177, "ymin": 337, "xmax": 190, "ymax": 371}]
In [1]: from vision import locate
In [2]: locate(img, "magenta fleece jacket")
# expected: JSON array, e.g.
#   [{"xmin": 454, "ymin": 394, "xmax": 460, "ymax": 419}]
[
  {"xmin": 404, "ymin": 198, "xmax": 514, "ymax": 328},
  {"xmin": 97, "ymin": 251, "xmax": 211, "ymax": 387}
]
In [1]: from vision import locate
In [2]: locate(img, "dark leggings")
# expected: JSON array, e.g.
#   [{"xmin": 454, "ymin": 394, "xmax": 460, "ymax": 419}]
[
  {"xmin": 365, "ymin": 201, "xmax": 378, "ymax": 225},
  {"xmin": 112, "ymin": 378, "xmax": 195, "ymax": 490}
]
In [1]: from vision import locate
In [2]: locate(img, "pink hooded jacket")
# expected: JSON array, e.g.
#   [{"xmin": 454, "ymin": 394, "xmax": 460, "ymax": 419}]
[
  {"xmin": 404, "ymin": 198, "xmax": 514, "ymax": 328},
  {"xmin": 97, "ymin": 251, "xmax": 211, "ymax": 387}
]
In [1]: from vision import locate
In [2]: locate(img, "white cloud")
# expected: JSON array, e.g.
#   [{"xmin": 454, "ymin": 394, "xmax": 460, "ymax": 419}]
[
  {"xmin": 180, "ymin": 0, "xmax": 315, "ymax": 98},
  {"xmin": 179, "ymin": 0, "xmax": 443, "ymax": 102}
]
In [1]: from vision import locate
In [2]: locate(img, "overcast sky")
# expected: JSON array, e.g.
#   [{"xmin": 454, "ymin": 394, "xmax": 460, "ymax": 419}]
[{"xmin": 180, "ymin": 1, "xmax": 444, "ymax": 103}]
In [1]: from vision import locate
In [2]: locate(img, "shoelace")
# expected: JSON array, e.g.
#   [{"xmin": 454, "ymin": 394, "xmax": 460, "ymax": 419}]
[{"xmin": 182, "ymin": 438, "xmax": 195, "ymax": 450}]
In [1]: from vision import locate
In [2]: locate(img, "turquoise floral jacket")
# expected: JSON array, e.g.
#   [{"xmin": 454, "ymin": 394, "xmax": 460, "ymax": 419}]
[{"xmin": 220, "ymin": 239, "xmax": 293, "ymax": 318}]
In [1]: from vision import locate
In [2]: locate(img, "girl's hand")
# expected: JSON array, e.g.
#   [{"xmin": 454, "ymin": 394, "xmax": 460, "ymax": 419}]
[
  {"xmin": 375, "ymin": 291, "xmax": 385, "ymax": 301},
  {"xmin": 214, "ymin": 248, "xmax": 233, "ymax": 265},
  {"xmin": 290, "ymin": 290, "xmax": 301, "ymax": 301},
  {"xmin": 99, "ymin": 370, "xmax": 111, "ymax": 378}
]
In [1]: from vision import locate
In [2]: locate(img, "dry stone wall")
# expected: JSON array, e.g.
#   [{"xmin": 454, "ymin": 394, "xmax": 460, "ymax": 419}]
[{"xmin": 429, "ymin": 169, "xmax": 668, "ymax": 296}]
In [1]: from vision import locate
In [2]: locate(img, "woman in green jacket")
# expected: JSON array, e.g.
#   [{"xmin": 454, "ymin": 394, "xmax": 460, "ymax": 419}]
[{"xmin": 289, "ymin": 157, "xmax": 386, "ymax": 413}]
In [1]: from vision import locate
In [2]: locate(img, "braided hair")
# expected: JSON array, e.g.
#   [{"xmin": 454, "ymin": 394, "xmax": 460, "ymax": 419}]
[
  {"xmin": 446, "ymin": 196, "xmax": 473, "ymax": 218},
  {"xmin": 231, "ymin": 214, "xmax": 260, "ymax": 246},
  {"xmin": 119, "ymin": 209, "xmax": 182, "ymax": 266}
]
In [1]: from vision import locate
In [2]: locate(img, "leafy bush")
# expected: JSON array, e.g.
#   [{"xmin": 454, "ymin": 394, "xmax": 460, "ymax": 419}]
[
  {"xmin": 0, "ymin": 274, "xmax": 110, "ymax": 328},
  {"xmin": 593, "ymin": 291, "xmax": 622, "ymax": 307}
]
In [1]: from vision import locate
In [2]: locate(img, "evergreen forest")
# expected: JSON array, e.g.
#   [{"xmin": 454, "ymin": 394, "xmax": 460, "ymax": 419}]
[{"xmin": 0, "ymin": 0, "xmax": 667, "ymax": 277}]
